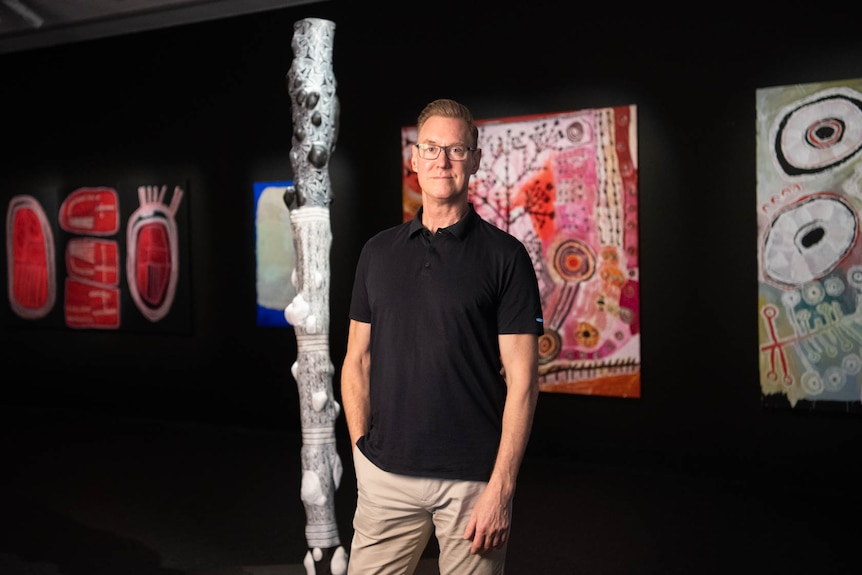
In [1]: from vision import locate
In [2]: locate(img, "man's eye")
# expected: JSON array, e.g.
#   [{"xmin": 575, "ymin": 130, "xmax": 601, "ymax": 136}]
[
  {"xmin": 425, "ymin": 146, "xmax": 439, "ymax": 154},
  {"xmin": 450, "ymin": 146, "xmax": 465, "ymax": 155}
]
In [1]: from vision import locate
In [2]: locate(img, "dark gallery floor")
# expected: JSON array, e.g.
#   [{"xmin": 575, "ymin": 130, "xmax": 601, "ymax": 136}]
[{"xmin": 2, "ymin": 403, "xmax": 859, "ymax": 575}]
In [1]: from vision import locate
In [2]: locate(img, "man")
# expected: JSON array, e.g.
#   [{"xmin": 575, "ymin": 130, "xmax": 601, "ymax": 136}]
[{"xmin": 341, "ymin": 98, "xmax": 544, "ymax": 574}]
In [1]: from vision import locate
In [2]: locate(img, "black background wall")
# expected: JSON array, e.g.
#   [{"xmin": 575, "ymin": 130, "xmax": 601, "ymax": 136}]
[{"xmin": 2, "ymin": 1, "xmax": 860, "ymax": 478}]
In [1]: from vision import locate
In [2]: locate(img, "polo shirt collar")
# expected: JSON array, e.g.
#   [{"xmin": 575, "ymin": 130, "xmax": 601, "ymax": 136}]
[{"xmin": 409, "ymin": 203, "xmax": 478, "ymax": 239}]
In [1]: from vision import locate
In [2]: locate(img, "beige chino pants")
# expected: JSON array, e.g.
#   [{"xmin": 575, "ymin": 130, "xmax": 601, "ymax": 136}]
[{"xmin": 347, "ymin": 447, "xmax": 507, "ymax": 575}]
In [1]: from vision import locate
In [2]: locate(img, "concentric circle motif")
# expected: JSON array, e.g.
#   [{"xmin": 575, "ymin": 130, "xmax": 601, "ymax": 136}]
[
  {"xmin": 552, "ymin": 238, "xmax": 596, "ymax": 283},
  {"xmin": 566, "ymin": 120, "xmax": 586, "ymax": 143},
  {"xmin": 822, "ymin": 367, "xmax": 846, "ymax": 393},
  {"xmin": 801, "ymin": 281, "xmax": 825, "ymax": 306},
  {"xmin": 780, "ymin": 290, "xmax": 801, "ymax": 308},
  {"xmin": 843, "ymin": 353, "xmax": 862, "ymax": 376},
  {"xmin": 761, "ymin": 194, "xmax": 858, "ymax": 287},
  {"xmin": 773, "ymin": 88, "xmax": 862, "ymax": 176},
  {"xmin": 823, "ymin": 276, "xmax": 845, "ymax": 297},
  {"xmin": 848, "ymin": 265, "xmax": 862, "ymax": 289},
  {"xmin": 538, "ymin": 329, "xmax": 561, "ymax": 365},
  {"xmin": 800, "ymin": 370, "xmax": 825, "ymax": 395}
]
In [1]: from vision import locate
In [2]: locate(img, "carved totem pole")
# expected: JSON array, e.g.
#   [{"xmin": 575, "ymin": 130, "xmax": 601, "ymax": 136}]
[{"xmin": 282, "ymin": 17, "xmax": 347, "ymax": 575}]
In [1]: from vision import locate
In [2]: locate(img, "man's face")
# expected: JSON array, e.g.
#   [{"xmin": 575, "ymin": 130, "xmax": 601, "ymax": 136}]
[{"xmin": 411, "ymin": 115, "xmax": 481, "ymax": 203}]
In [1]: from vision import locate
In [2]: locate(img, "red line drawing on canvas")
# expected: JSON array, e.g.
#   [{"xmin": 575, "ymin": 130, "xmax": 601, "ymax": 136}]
[
  {"xmin": 66, "ymin": 237, "xmax": 119, "ymax": 286},
  {"xmin": 59, "ymin": 187, "xmax": 120, "ymax": 236},
  {"xmin": 126, "ymin": 184, "xmax": 184, "ymax": 322},
  {"xmin": 64, "ymin": 276, "xmax": 121, "ymax": 329},
  {"xmin": 6, "ymin": 194, "xmax": 56, "ymax": 319}
]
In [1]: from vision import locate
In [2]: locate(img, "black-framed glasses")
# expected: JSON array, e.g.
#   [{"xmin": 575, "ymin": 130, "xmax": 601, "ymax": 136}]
[{"xmin": 415, "ymin": 143, "xmax": 476, "ymax": 161}]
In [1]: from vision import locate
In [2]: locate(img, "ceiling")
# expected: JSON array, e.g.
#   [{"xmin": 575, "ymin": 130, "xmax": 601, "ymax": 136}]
[{"xmin": 0, "ymin": 0, "xmax": 324, "ymax": 54}]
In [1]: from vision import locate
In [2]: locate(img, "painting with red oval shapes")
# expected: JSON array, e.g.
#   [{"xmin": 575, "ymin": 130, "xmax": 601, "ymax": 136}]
[{"xmin": 5, "ymin": 183, "xmax": 190, "ymax": 333}]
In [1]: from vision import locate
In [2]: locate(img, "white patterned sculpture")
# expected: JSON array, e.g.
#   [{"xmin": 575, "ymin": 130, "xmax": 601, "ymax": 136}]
[{"xmin": 282, "ymin": 17, "xmax": 347, "ymax": 575}]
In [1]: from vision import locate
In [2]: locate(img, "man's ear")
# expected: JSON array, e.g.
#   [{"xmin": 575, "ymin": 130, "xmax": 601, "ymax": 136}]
[{"xmin": 470, "ymin": 148, "xmax": 482, "ymax": 174}]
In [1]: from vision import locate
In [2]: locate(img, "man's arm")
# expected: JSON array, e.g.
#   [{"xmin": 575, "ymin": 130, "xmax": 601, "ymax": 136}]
[
  {"xmin": 341, "ymin": 319, "xmax": 372, "ymax": 448},
  {"xmin": 464, "ymin": 332, "xmax": 540, "ymax": 555}
]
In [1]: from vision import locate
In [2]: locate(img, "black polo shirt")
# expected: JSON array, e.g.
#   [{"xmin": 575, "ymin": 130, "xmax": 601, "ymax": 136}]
[{"xmin": 348, "ymin": 204, "xmax": 544, "ymax": 481}]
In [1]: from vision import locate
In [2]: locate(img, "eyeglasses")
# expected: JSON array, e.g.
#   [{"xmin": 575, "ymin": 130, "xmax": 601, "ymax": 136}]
[{"xmin": 415, "ymin": 143, "xmax": 476, "ymax": 161}]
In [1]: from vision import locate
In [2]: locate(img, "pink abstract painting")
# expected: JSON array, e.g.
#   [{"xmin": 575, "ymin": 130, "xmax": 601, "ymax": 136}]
[{"xmin": 402, "ymin": 105, "xmax": 640, "ymax": 398}]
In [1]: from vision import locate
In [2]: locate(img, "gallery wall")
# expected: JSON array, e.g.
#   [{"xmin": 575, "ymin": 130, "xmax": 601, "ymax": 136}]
[{"xmin": 2, "ymin": 1, "xmax": 861, "ymax": 474}]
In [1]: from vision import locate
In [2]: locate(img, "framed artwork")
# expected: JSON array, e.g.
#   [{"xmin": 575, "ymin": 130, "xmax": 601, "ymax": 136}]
[
  {"xmin": 5, "ymin": 182, "xmax": 191, "ymax": 333},
  {"xmin": 402, "ymin": 105, "xmax": 641, "ymax": 398},
  {"xmin": 254, "ymin": 181, "xmax": 295, "ymax": 327},
  {"xmin": 757, "ymin": 78, "xmax": 862, "ymax": 410}
]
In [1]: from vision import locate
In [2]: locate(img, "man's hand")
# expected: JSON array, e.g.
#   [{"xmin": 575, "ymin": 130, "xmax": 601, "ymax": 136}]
[{"xmin": 463, "ymin": 485, "xmax": 512, "ymax": 555}]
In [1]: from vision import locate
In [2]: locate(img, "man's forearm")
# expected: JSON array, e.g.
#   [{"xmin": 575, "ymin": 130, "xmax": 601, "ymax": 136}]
[
  {"xmin": 488, "ymin": 381, "xmax": 537, "ymax": 498},
  {"xmin": 341, "ymin": 363, "xmax": 370, "ymax": 447}
]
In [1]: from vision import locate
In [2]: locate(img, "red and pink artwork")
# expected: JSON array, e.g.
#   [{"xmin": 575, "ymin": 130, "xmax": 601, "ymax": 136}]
[
  {"xmin": 60, "ymin": 187, "xmax": 121, "ymax": 329},
  {"xmin": 4, "ymin": 183, "xmax": 189, "ymax": 332},
  {"xmin": 757, "ymin": 78, "xmax": 862, "ymax": 410},
  {"xmin": 402, "ymin": 105, "xmax": 641, "ymax": 398},
  {"xmin": 7, "ymin": 195, "xmax": 56, "ymax": 319},
  {"xmin": 126, "ymin": 185, "xmax": 184, "ymax": 323}
]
